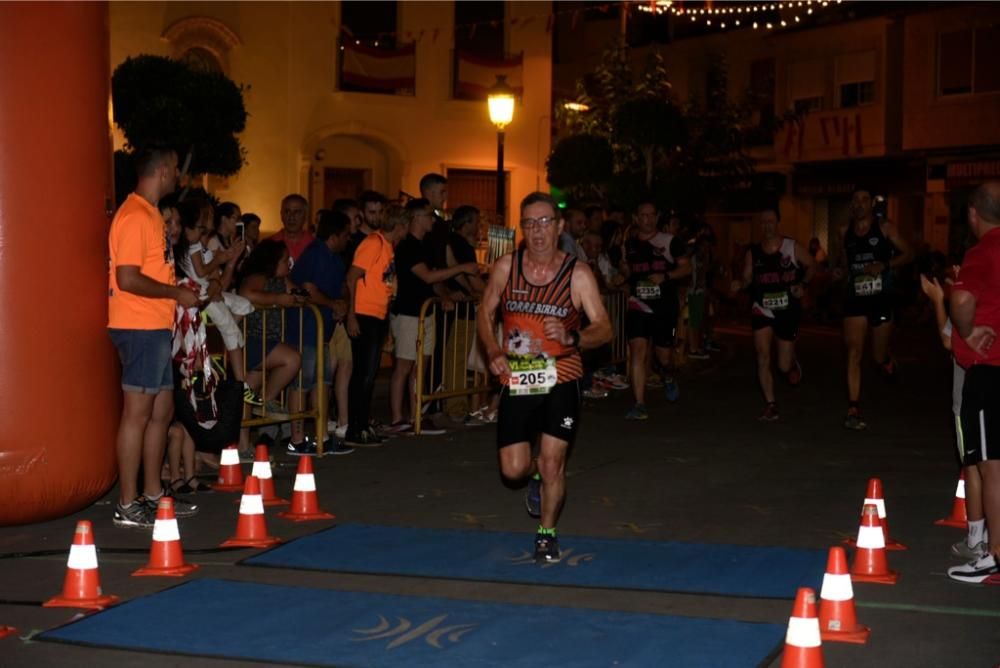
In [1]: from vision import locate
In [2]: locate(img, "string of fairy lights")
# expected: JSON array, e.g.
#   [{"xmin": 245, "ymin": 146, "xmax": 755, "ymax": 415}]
[{"xmin": 637, "ymin": 0, "xmax": 844, "ymax": 31}]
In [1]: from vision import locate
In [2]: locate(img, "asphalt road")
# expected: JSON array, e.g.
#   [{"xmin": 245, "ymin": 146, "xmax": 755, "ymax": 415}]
[{"xmin": 1, "ymin": 322, "xmax": 997, "ymax": 667}]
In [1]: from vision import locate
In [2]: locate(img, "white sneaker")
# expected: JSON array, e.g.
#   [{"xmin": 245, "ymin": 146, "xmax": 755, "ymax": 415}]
[
  {"xmin": 327, "ymin": 422, "xmax": 348, "ymax": 439},
  {"xmin": 951, "ymin": 539, "xmax": 988, "ymax": 561},
  {"xmin": 947, "ymin": 553, "xmax": 999, "ymax": 583}
]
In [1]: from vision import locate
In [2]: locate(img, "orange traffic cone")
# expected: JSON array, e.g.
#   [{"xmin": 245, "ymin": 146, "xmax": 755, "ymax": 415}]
[
  {"xmin": 221, "ymin": 475, "xmax": 282, "ymax": 548},
  {"xmin": 241, "ymin": 444, "xmax": 288, "ymax": 507},
  {"xmin": 818, "ymin": 547, "xmax": 870, "ymax": 644},
  {"xmin": 133, "ymin": 497, "xmax": 199, "ymax": 577},
  {"xmin": 0, "ymin": 626, "xmax": 16, "ymax": 640},
  {"xmin": 844, "ymin": 478, "xmax": 907, "ymax": 551},
  {"xmin": 780, "ymin": 587, "xmax": 825, "ymax": 668},
  {"xmin": 44, "ymin": 520, "xmax": 119, "ymax": 609},
  {"xmin": 935, "ymin": 471, "xmax": 968, "ymax": 528},
  {"xmin": 850, "ymin": 503, "xmax": 899, "ymax": 584},
  {"xmin": 215, "ymin": 445, "xmax": 245, "ymax": 492},
  {"xmin": 279, "ymin": 456, "xmax": 336, "ymax": 522}
]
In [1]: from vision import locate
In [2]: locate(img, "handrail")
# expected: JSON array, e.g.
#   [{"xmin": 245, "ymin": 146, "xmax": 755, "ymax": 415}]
[{"xmin": 237, "ymin": 303, "xmax": 327, "ymax": 453}]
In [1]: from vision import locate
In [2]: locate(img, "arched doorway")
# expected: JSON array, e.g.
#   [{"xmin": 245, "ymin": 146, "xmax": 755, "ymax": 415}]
[{"xmin": 302, "ymin": 125, "xmax": 408, "ymax": 214}]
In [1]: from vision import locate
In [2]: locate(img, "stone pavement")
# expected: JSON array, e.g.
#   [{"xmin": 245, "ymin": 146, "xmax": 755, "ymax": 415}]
[{"xmin": 1, "ymin": 324, "xmax": 998, "ymax": 667}]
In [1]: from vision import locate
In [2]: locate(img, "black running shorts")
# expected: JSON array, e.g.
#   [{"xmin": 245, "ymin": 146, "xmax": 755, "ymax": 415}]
[
  {"xmin": 751, "ymin": 301, "xmax": 802, "ymax": 341},
  {"xmin": 843, "ymin": 296, "xmax": 893, "ymax": 324},
  {"xmin": 497, "ymin": 380, "xmax": 580, "ymax": 448},
  {"xmin": 626, "ymin": 300, "xmax": 678, "ymax": 348},
  {"xmin": 960, "ymin": 364, "xmax": 1000, "ymax": 465}
]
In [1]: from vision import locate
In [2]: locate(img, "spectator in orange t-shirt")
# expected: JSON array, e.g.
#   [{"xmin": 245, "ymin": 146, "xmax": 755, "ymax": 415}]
[
  {"xmin": 343, "ymin": 203, "xmax": 408, "ymax": 447},
  {"xmin": 108, "ymin": 144, "xmax": 200, "ymax": 529},
  {"xmin": 269, "ymin": 194, "xmax": 315, "ymax": 263}
]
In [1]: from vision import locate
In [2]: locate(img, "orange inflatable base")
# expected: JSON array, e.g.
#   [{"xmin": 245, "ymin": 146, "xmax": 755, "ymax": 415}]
[
  {"xmin": 844, "ymin": 536, "xmax": 907, "ymax": 551},
  {"xmin": 43, "ymin": 594, "xmax": 119, "ymax": 610},
  {"xmin": 934, "ymin": 517, "xmax": 967, "ymax": 529},
  {"xmin": 220, "ymin": 536, "xmax": 282, "ymax": 549},
  {"xmin": 133, "ymin": 563, "xmax": 200, "ymax": 577},
  {"xmin": 278, "ymin": 510, "xmax": 336, "ymax": 522},
  {"xmin": 822, "ymin": 624, "xmax": 871, "ymax": 645},
  {"xmin": 851, "ymin": 570, "xmax": 899, "ymax": 585}
]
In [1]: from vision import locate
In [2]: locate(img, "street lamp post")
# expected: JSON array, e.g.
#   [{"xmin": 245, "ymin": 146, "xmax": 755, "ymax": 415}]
[{"xmin": 487, "ymin": 75, "xmax": 515, "ymax": 227}]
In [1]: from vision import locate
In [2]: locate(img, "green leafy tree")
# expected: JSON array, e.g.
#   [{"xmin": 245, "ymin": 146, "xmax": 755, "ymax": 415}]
[
  {"xmin": 112, "ymin": 55, "xmax": 248, "ymax": 203},
  {"xmin": 546, "ymin": 134, "xmax": 614, "ymax": 202},
  {"xmin": 555, "ymin": 42, "xmax": 788, "ymax": 213}
]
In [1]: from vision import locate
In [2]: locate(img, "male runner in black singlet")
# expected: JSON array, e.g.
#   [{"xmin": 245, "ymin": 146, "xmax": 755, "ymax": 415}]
[
  {"xmin": 733, "ymin": 206, "xmax": 814, "ymax": 421},
  {"xmin": 478, "ymin": 192, "xmax": 612, "ymax": 563},
  {"xmin": 836, "ymin": 186, "xmax": 913, "ymax": 430}
]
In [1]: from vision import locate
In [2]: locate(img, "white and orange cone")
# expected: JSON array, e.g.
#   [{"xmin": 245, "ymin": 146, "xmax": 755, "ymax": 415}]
[
  {"xmin": 935, "ymin": 471, "xmax": 968, "ymax": 528},
  {"xmin": 239, "ymin": 444, "xmax": 288, "ymax": 507},
  {"xmin": 781, "ymin": 587, "xmax": 825, "ymax": 668},
  {"xmin": 44, "ymin": 520, "xmax": 119, "ymax": 609},
  {"xmin": 844, "ymin": 478, "xmax": 906, "ymax": 550},
  {"xmin": 818, "ymin": 547, "xmax": 870, "ymax": 644},
  {"xmin": 278, "ymin": 456, "xmax": 336, "ymax": 522},
  {"xmin": 133, "ymin": 497, "xmax": 199, "ymax": 577},
  {"xmin": 0, "ymin": 626, "xmax": 16, "ymax": 640},
  {"xmin": 221, "ymin": 475, "xmax": 282, "ymax": 548},
  {"xmin": 850, "ymin": 503, "xmax": 899, "ymax": 584},
  {"xmin": 215, "ymin": 445, "xmax": 245, "ymax": 492}
]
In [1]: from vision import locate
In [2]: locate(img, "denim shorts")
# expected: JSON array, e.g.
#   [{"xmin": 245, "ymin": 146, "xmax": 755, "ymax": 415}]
[
  {"xmin": 108, "ymin": 328, "xmax": 173, "ymax": 394},
  {"xmin": 295, "ymin": 344, "xmax": 334, "ymax": 390}
]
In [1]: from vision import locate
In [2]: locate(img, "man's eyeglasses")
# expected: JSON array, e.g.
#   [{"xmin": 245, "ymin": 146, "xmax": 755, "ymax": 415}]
[{"xmin": 520, "ymin": 216, "xmax": 558, "ymax": 230}]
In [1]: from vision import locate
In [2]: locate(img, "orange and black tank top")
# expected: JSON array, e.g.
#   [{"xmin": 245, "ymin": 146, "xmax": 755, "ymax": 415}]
[{"xmin": 500, "ymin": 249, "xmax": 583, "ymax": 383}]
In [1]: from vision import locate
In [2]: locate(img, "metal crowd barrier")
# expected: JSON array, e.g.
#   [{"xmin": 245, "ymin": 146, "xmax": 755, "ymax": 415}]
[
  {"xmin": 236, "ymin": 304, "xmax": 328, "ymax": 452},
  {"xmin": 413, "ymin": 297, "xmax": 491, "ymax": 435},
  {"xmin": 601, "ymin": 288, "xmax": 628, "ymax": 365}
]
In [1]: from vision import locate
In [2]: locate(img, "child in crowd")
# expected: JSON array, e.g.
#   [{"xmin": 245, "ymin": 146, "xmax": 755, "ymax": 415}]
[{"xmin": 174, "ymin": 200, "xmax": 260, "ymax": 406}]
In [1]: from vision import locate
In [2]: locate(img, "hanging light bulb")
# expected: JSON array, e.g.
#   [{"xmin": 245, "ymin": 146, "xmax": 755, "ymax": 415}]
[{"xmin": 753, "ymin": 21, "xmax": 759, "ymax": 28}]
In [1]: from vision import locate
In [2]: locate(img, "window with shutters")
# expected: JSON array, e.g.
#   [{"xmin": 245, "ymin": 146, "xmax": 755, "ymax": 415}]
[
  {"xmin": 788, "ymin": 60, "xmax": 826, "ymax": 114},
  {"xmin": 836, "ymin": 50, "xmax": 876, "ymax": 108},
  {"xmin": 938, "ymin": 26, "xmax": 1000, "ymax": 96}
]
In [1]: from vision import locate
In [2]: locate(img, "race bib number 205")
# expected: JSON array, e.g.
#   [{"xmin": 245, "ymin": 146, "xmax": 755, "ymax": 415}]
[{"xmin": 508, "ymin": 354, "xmax": 557, "ymax": 396}]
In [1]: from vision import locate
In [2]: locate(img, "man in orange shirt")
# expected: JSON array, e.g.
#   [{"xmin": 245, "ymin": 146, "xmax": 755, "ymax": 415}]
[
  {"xmin": 108, "ymin": 144, "xmax": 200, "ymax": 528},
  {"xmin": 343, "ymin": 203, "xmax": 407, "ymax": 447}
]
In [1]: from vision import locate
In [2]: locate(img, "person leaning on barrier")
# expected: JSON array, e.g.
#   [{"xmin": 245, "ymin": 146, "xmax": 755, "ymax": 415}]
[
  {"xmin": 385, "ymin": 199, "xmax": 479, "ymax": 434},
  {"xmin": 343, "ymin": 202, "xmax": 408, "ymax": 447},
  {"xmin": 284, "ymin": 210, "xmax": 355, "ymax": 456},
  {"xmin": 236, "ymin": 240, "xmax": 306, "ymax": 454}
]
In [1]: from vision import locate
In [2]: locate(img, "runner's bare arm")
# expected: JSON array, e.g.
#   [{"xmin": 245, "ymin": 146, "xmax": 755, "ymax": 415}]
[
  {"xmin": 794, "ymin": 242, "xmax": 816, "ymax": 284},
  {"xmin": 741, "ymin": 249, "xmax": 753, "ymax": 288},
  {"xmin": 477, "ymin": 254, "xmax": 512, "ymax": 375},
  {"xmin": 882, "ymin": 221, "xmax": 914, "ymax": 270},
  {"xmin": 668, "ymin": 255, "xmax": 692, "ymax": 282},
  {"xmin": 570, "ymin": 262, "xmax": 613, "ymax": 349}
]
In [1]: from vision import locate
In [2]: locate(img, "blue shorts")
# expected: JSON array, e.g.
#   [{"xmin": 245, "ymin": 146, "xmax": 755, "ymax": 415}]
[
  {"xmin": 294, "ymin": 344, "xmax": 333, "ymax": 390},
  {"xmin": 109, "ymin": 329, "xmax": 173, "ymax": 394}
]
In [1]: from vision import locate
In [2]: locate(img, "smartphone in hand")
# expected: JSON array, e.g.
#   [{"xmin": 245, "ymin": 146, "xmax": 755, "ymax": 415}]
[{"xmin": 235, "ymin": 222, "xmax": 245, "ymax": 241}]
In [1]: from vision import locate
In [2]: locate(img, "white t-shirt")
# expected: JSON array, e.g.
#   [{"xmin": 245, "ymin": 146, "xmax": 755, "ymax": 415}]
[{"xmin": 180, "ymin": 241, "xmax": 213, "ymax": 293}]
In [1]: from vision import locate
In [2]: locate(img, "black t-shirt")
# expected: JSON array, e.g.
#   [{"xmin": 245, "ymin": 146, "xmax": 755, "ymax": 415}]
[
  {"xmin": 392, "ymin": 234, "xmax": 434, "ymax": 317},
  {"xmin": 447, "ymin": 232, "xmax": 479, "ymax": 318},
  {"xmin": 344, "ymin": 229, "xmax": 368, "ymax": 266},
  {"xmin": 422, "ymin": 215, "xmax": 450, "ymax": 270}
]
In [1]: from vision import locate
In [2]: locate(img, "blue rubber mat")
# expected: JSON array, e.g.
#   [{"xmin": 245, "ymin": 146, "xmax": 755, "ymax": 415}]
[
  {"xmin": 39, "ymin": 578, "xmax": 785, "ymax": 667},
  {"xmin": 243, "ymin": 523, "xmax": 825, "ymax": 599}
]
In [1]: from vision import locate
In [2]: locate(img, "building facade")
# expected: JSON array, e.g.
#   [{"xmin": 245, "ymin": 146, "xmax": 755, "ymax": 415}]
[
  {"xmin": 553, "ymin": 2, "xmax": 1000, "ymax": 264},
  {"xmin": 110, "ymin": 1, "xmax": 553, "ymax": 233}
]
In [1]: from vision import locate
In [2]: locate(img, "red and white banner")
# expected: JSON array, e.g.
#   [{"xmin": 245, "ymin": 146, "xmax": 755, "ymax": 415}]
[
  {"xmin": 341, "ymin": 42, "xmax": 415, "ymax": 92},
  {"xmin": 454, "ymin": 50, "xmax": 523, "ymax": 100}
]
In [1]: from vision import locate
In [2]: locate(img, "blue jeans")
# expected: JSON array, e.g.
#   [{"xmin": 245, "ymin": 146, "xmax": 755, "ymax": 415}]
[{"xmin": 108, "ymin": 328, "xmax": 173, "ymax": 394}]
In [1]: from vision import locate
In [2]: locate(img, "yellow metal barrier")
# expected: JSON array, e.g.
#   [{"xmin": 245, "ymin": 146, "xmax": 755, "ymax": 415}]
[
  {"xmin": 413, "ymin": 297, "xmax": 491, "ymax": 435},
  {"xmin": 237, "ymin": 304, "xmax": 328, "ymax": 452},
  {"xmin": 602, "ymin": 288, "xmax": 628, "ymax": 365}
]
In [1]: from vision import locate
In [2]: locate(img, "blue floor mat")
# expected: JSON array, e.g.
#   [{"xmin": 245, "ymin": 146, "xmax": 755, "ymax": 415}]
[
  {"xmin": 243, "ymin": 523, "xmax": 825, "ymax": 599},
  {"xmin": 39, "ymin": 578, "xmax": 786, "ymax": 667}
]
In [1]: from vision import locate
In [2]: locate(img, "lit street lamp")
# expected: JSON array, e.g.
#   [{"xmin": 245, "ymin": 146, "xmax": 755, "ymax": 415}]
[{"xmin": 487, "ymin": 75, "xmax": 515, "ymax": 227}]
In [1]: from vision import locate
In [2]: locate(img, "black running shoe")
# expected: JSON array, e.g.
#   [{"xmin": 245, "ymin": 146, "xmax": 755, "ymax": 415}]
[
  {"xmin": 534, "ymin": 533, "xmax": 561, "ymax": 563},
  {"xmin": 345, "ymin": 429, "xmax": 384, "ymax": 448},
  {"xmin": 148, "ymin": 491, "xmax": 199, "ymax": 518},
  {"xmin": 525, "ymin": 477, "xmax": 542, "ymax": 518},
  {"xmin": 113, "ymin": 500, "xmax": 155, "ymax": 528}
]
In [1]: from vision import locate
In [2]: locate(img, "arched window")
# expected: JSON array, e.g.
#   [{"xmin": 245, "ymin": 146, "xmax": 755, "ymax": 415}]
[{"xmin": 162, "ymin": 16, "xmax": 241, "ymax": 75}]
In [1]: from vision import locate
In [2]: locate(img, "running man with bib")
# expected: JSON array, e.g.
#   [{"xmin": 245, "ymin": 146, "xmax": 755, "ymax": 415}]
[
  {"xmin": 837, "ymin": 186, "xmax": 913, "ymax": 430},
  {"xmin": 478, "ymin": 192, "xmax": 612, "ymax": 563},
  {"xmin": 732, "ymin": 206, "xmax": 814, "ymax": 421}
]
